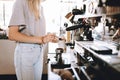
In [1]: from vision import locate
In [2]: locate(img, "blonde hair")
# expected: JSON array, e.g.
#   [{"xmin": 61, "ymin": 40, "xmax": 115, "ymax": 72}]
[{"xmin": 28, "ymin": 0, "xmax": 40, "ymax": 20}]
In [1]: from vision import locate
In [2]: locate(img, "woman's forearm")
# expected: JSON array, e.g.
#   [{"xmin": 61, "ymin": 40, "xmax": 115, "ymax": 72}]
[{"xmin": 8, "ymin": 26, "xmax": 43, "ymax": 44}]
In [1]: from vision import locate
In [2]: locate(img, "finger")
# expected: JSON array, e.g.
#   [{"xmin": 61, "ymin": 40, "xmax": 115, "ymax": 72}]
[
  {"xmin": 53, "ymin": 37, "xmax": 59, "ymax": 43},
  {"xmin": 47, "ymin": 32, "xmax": 51, "ymax": 35}
]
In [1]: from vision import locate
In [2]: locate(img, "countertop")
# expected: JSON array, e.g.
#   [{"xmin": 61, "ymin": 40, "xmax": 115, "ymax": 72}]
[{"xmin": 75, "ymin": 40, "xmax": 120, "ymax": 79}]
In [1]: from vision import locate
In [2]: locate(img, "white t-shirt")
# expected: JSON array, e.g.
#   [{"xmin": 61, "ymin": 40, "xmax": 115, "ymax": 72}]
[{"xmin": 9, "ymin": 0, "xmax": 46, "ymax": 37}]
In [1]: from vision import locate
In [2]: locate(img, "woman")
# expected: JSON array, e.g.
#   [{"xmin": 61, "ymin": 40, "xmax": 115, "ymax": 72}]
[{"xmin": 8, "ymin": 0, "xmax": 58, "ymax": 80}]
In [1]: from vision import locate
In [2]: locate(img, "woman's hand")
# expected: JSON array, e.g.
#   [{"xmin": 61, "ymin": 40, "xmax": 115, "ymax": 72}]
[
  {"xmin": 51, "ymin": 36, "xmax": 59, "ymax": 43},
  {"xmin": 42, "ymin": 33, "xmax": 59, "ymax": 43}
]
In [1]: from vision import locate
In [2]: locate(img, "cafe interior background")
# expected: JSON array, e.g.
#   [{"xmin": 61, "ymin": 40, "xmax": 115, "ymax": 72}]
[{"xmin": 0, "ymin": 0, "xmax": 120, "ymax": 80}]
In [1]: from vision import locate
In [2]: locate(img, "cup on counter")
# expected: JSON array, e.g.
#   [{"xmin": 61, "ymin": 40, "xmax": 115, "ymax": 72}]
[{"xmin": 58, "ymin": 38, "xmax": 66, "ymax": 52}]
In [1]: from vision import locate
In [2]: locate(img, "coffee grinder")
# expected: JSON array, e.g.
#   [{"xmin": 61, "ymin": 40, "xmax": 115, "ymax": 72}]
[{"xmin": 55, "ymin": 48, "xmax": 64, "ymax": 64}]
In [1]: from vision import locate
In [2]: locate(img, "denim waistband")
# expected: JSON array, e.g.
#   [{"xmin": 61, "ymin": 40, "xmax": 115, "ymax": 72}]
[{"xmin": 16, "ymin": 42, "xmax": 43, "ymax": 48}]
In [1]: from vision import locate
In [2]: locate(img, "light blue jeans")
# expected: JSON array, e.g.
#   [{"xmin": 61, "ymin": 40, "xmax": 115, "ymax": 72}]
[{"xmin": 14, "ymin": 43, "xmax": 43, "ymax": 80}]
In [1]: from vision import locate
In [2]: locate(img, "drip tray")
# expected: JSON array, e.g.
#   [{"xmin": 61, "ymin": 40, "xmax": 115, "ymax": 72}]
[
  {"xmin": 51, "ymin": 64, "xmax": 71, "ymax": 69},
  {"xmin": 90, "ymin": 45, "xmax": 112, "ymax": 55}
]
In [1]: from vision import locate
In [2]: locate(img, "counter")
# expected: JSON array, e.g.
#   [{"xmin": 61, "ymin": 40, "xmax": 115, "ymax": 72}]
[
  {"xmin": 48, "ymin": 49, "xmax": 81, "ymax": 80},
  {"xmin": 75, "ymin": 40, "xmax": 120, "ymax": 80},
  {"xmin": 0, "ymin": 40, "xmax": 16, "ymax": 74},
  {"xmin": 0, "ymin": 40, "xmax": 48, "ymax": 75}
]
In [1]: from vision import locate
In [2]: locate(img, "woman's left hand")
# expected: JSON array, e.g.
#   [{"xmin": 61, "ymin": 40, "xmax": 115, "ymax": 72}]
[
  {"xmin": 50, "ymin": 33, "xmax": 59, "ymax": 43},
  {"xmin": 47, "ymin": 33, "xmax": 59, "ymax": 43},
  {"xmin": 51, "ymin": 36, "xmax": 59, "ymax": 43}
]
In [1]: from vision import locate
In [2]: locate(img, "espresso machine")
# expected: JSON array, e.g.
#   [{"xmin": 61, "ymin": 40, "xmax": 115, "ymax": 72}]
[{"xmin": 65, "ymin": 7, "xmax": 94, "ymax": 43}]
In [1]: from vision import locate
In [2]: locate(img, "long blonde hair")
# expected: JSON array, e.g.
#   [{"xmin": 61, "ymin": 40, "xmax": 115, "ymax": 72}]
[{"xmin": 28, "ymin": 0, "xmax": 40, "ymax": 20}]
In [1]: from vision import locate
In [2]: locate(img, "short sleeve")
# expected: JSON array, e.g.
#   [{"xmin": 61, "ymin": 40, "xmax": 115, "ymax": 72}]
[{"xmin": 9, "ymin": 0, "xmax": 26, "ymax": 27}]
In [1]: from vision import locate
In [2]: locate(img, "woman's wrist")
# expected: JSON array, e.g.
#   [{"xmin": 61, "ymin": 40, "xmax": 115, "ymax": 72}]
[{"xmin": 41, "ymin": 36, "xmax": 45, "ymax": 44}]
